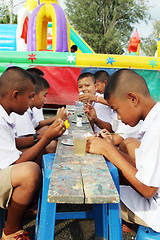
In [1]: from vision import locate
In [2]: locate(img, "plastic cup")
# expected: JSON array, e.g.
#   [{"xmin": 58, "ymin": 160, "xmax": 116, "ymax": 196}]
[
  {"xmin": 74, "ymin": 101, "xmax": 84, "ymax": 121},
  {"xmin": 72, "ymin": 130, "xmax": 87, "ymax": 156}
]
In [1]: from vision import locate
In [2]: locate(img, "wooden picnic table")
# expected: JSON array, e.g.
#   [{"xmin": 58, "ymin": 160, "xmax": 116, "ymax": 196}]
[
  {"xmin": 37, "ymin": 106, "xmax": 122, "ymax": 240},
  {"xmin": 48, "ymin": 107, "xmax": 119, "ymax": 205}
]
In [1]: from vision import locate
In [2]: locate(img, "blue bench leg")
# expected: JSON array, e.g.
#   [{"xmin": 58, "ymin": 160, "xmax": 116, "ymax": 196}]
[
  {"xmin": 36, "ymin": 153, "xmax": 56, "ymax": 240},
  {"xmin": 108, "ymin": 202, "xmax": 123, "ymax": 240},
  {"xmin": 0, "ymin": 208, "xmax": 6, "ymax": 238},
  {"xmin": 93, "ymin": 203, "xmax": 108, "ymax": 240}
]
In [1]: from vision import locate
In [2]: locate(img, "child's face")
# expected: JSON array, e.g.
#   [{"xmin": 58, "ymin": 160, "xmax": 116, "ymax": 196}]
[
  {"xmin": 14, "ymin": 83, "xmax": 34, "ymax": 115},
  {"xmin": 108, "ymin": 94, "xmax": 140, "ymax": 127},
  {"xmin": 95, "ymin": 80, "xmax": 106, "ymax": 94},
  {"xmin": 31, "ymin": 88, "xmax": 48, "ymax": 109},
  {"xmin": 78, "ymin": 77, "xmax": 96, "ymax": 94}
]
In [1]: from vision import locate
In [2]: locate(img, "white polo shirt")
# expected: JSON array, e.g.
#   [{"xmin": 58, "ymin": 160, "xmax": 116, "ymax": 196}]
[
  {"xmin": 120, "ymin": 102, "xmax": 160, "ymax": 232},
  {"xmin": 93, "ymin": 93, "xmax": 112, "ymax": 133},
  {"xmin": 10, "ymin": 110, "xmax": 36, "ymax": 137},
  {"xmin": 0, "ymin": 105, "xmax": 22, "ymax": 169},
  {"xmin": 32, "ymin": 107, "xmax": 44, "ymax": 125}
]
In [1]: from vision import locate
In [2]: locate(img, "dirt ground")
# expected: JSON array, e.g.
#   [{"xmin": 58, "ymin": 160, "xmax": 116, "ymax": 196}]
[{"xmin": 23, "ymin": 203, "xmax": 138, "ymax": 240}]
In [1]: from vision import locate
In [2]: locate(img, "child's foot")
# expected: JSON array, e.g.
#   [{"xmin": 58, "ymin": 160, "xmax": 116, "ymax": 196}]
[
  {"xmin": 122, "ymin": 221, "xmax": 134, "ymax": 232},
  {"xmin": 1, "ymin": 230, "xmax": 30, "ymax": 240}
]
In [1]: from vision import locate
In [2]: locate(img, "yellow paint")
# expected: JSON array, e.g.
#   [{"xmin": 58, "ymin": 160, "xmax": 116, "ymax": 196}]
[{"xmin": 25, "ymin": 0, "xmax": 38, "ymax": 11}]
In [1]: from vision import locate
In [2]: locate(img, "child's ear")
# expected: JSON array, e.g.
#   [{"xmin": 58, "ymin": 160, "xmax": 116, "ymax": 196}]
[
  {"xmin": 127, "ymin": 92, "xmax": 139, "ymax": 105},
  {"xmin": 11, "ymin": 90, "xmax": 19, "ymax": 101}
]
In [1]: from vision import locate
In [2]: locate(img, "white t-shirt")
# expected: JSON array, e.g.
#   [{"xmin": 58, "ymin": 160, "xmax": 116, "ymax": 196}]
[
  {"xmin": 111, "ymin": 111, "xmax": 143, "ymax": 139},
  {"xmin": 93, "ymin": 93, "xmax": 112, "ymax": 133},
  {"xmin": 11, "ymin": 107, "xmax": 44, "ymax": 137},
  {"xmin": 10, "ymin": 110, "xmax": 36, "ymax": 137},
  {"xmin": 0, "ymin": 105, "xmax": 22, "ymax": 169},
  {"xmin": 120, "ymin": 102, "xmax": 160, "ymax": 232},
  {"xmin": 32, "ymin": 107, "xmax": 44, "ymax": 126}
]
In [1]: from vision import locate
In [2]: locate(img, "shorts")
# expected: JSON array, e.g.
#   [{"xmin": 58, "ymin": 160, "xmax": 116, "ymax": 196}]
[
  {"xmin": 121, "ymin": 201, "xmax": 148, "ymax": 227},
  {"xmin": 0, "ymin": 166, "xmax": 13, "ymax": 209}
]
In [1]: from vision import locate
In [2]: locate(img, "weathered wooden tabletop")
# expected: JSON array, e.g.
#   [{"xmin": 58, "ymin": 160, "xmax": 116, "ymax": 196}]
[{"xmin": 48, "ymin": 107, "xmax": 119, "ymax": 204}]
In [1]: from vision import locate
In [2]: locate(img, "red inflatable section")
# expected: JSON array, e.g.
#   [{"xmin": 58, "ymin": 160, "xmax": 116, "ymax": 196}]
[
  {"xmin": 21, "ymin": 16, "xmax": 29, "ymax": 44},
  {"xmin": 37, "ymin": 66, "xmax": 81, "ymax": 106}
]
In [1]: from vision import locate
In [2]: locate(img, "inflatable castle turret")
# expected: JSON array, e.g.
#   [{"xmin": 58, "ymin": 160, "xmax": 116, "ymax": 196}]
[{"xmin": 16, "ymin": 0, "xmax": 70, "ymax": 52}]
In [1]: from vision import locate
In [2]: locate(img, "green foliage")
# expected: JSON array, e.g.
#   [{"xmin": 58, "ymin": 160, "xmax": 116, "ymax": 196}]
[
  {"xmin": 0, "ymin": 4, "xmax": 17, "ymax": 24},
  {"xmin": 65, "ymin": 0, "xmax": 150, "ymax": 54},
  {"xmin": 141, "ymin": 20, "xmax": 160, "ymax": 56}
]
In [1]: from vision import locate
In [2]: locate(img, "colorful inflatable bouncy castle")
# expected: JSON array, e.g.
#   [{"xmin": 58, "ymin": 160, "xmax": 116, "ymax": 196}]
[{"xmin": 27, "ymin": 0, "xmax": 70, "ymax": 52}]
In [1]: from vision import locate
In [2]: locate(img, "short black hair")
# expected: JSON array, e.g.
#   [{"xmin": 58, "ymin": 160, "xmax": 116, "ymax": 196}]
[
  {"xmin": 26, "ymin": 68, "xmax": 44, "ymax": 76},
  {"xmin": 104, "ymin": 68, "xmax": 150, "ymax": 100},
  {"xmin": 94, "ymin": 70, "xmax": 109, "ymax": 83},
  {"xmin": 0, "ymin": 66, "xmax": 35, "ymax": 97},
  {"xmin": 71, "ymin": 45, "xmax": 78, "ymax": 52},
  {"xmin": 32, "ymin": 74, "xmax": 50, "ymax": 94},
  {"xmin": 77, "ymin": 72, "xmax": 96, "ymax": 84}
]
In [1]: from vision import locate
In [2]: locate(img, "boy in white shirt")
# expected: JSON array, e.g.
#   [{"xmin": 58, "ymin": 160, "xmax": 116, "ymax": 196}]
[
  {"xmin": 78, "ymin": 72, "xmax": 113, "ymax": 133},
  {"xmin": 0, "ymin": 66, "xmax": 66, "ymax": 239},
  {"xmin": 11, "ymin": 74, "xmax": 67, "ymax": 152},
  {"xmin": 94, "ymin": 70, "xmax": 109, "ymax": 94},
  {"xmin": 86, "ymin": 68, "xmax": 160, "ymax": 232}
]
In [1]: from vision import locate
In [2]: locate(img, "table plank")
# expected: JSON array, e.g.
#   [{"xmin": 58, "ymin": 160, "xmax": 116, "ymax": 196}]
[{"xmin": 48, "ymin": 113, "xmax": 119, "ymax": 204}]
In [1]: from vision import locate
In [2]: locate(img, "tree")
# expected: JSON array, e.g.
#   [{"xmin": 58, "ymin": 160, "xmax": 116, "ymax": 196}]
[
  {"xmin": 64, "ymin": 0, "xmax": 150, "ymax": 54},
  {"xmin": 0, "ymin": 3, "xmax": 17, "ymax": 24},
  {"xmin": 141, "ymin": 20, "xmax": 160, "ymax": 56}
]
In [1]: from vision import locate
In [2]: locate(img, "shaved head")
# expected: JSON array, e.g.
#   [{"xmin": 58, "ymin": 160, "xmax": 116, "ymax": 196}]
[
  {"xmin": 0, "ymin": 66, "xmax": 35, "ymax": 98},
  {"xmin": 104, "ymin": 69, "xmax": 150, "ymax": 100}
]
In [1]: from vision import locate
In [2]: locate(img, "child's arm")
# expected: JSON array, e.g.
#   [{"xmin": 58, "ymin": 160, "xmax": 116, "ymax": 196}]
[
  {"xmin": 79, "ymin": 93, "xmax": 108, "ymax": 105},
  {"xmin": 15, "ymin": 135, "xmax": 38, "ymax": 149},
  {"xmin": 86, "ymin": 137, "xmax": 158, "ymax": 198},
  {"xmin": 96, "ymin": 129, "xmax": 124, "ymax": 146},
  {"xmin": 84, "ymin": 104, "xmax": 112, "ymax": 132},
  {"xmin": 15, "ymin": 119, "xmax": 66, "ymax": 164},
  {"xmin": 36, "ymin": 107, "xmax": 67, "ymax": 130}
]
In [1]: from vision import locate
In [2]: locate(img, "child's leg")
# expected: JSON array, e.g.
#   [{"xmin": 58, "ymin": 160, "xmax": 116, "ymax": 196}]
[
  {"xmin": 4, "ymin": 162, "xmax": 41, "ymax": 235},
  {"xmin": 46, "ymin": 140, "xmax": 58, "ymax": 153},
  {"xmin": 118, "ymin": 138, "xmax": 140, "ymax": 185},
  {"xmin": 121, "ymin": 201, "xmax": 148, "ymax": 227},
  {"xmin": 119, "ymin": 137, "xmax": 141, "ymax": 159}
]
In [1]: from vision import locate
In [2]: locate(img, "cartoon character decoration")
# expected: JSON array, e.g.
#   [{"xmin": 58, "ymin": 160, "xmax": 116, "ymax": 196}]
[{"xmin": 128, "ymin": 29, "xmax": 141, "ymax": 55}]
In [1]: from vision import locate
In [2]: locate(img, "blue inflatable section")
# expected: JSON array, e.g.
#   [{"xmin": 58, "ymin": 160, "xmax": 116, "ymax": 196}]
[{"xmin": 0, "ymin": 24, "xmax": 17, "ymax": 51}]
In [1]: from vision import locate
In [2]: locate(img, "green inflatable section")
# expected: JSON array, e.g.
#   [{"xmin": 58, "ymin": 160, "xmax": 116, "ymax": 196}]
[{"xmin": 135, "ymin": 70, "xmax": 160, "ymax": 102}]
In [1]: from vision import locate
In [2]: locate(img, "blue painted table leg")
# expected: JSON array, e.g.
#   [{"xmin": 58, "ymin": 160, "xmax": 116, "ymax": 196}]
[
  {"xmin": 93, "ymin": 203, "xmax": 108, "ymax": 240},
  {"xmin": 36, "ymin": 153, "xmax": 56, "ymax": 240},
  {"xmin": 108, "ymin": 202, "xmax": 123, "ymax": 240},
  {"xmin": 105, "ymin": 158, "xmax": 123, "ymax": 240}
]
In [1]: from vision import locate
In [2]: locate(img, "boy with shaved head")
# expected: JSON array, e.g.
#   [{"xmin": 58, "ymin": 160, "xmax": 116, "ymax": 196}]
[
  {"xmin": 0, "ymin": 67, "xmax": 66, "ymax": 240},
  {"xmin": 86, "ymin": 69, "xmax": 160, "ymax": 232}
]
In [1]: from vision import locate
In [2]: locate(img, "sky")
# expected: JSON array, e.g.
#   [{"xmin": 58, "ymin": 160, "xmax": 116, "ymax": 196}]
[{"xmin": 12, "ymin": 0, "xmax": 160, "ymax": 38}]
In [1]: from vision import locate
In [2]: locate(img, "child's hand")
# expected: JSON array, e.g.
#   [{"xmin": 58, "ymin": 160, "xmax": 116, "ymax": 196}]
[
  {"xmin": 84, "ymin": 104, "xmax": 97, "ymax": 122},
  {"xmin": 86, "ymin": 136, "xmax": 107, "ymax": 155},
  {"xmin": 45, "ymin": 119, "xmax": 66, "ymax": 141},
  {"xmin": 96, "ymin": 129, "xmax": 114, "ymax": 144},
  {"xmin": 56, "ymin": 107, "xmax": 67, "ymax": 121},
  {"xmin": 79, "ymin": 93, "xmax": 96, "ymax": 103}
]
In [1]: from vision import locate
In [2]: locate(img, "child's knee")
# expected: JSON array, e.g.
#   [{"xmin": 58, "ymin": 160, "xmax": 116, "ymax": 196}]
[
  {"xmin": 46, "ymin": 140, "xmax": 57, "ymax": 153},
  {"xmin": 13, "ymin": 162, "xmax": 41, "ymax": 189},
  {"xmin": 24, "ymin": 162, "xmax": 41, "ymax": 186}
]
